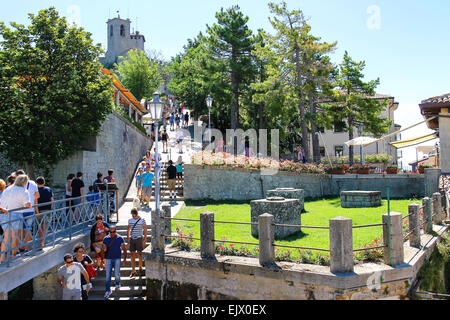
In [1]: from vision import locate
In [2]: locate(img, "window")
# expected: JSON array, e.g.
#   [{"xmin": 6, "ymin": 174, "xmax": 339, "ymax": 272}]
[
  {"xmin": 110, "ymin": 25, "xmax": 113, "ymax": 37},
  {"xmin": 335, "ymin": 145, "xmax": 344, "ymax": 157},
  {"xmin": 333, "ymin": 121, "xmax": 345, "ymax": 133},
  {"xmin": 120, "ymin": 25, "xmax": 125, "ymax": 37},
  {"xmin": 320, "ymin": 147, "xmax": 325, "ymax": 157}
]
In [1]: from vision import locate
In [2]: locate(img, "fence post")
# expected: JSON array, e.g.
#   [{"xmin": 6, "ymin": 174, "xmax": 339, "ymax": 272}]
[
  {"xmin": 200, "ymin": 211, "xmax": 215, "ymax": 259},
  {"xmin": 161, "ymin": 203, "xmax": 172, "ymax": 244},
  {"xmin": 258, "ymin": 213, "xmax": 275, "ymax": 267},
  {"xmin": 422, "ymin": 197, "xmax": 432, "ymax": 233},
  {"xmin": 329, "ymin": 217, "xmax": 353, "ymax": 273},
  {"xmin": 151, "ymin": 209, "xmax": 165, "ymax": 253},
  {"xmin": 432, "ymin": 193, "xmax": 443, "ymax": 225},
  {"xmin": 408, "ymin": 204, "xmax": 421, "ymax": 248},
  {"xmin": 382, "ymin": 212, "xmax": 404, "ymax": 266}
]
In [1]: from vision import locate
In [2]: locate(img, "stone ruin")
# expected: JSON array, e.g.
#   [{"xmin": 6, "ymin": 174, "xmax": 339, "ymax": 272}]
[
  {"xmin": 250, "ymin": 196, "xmax": 302, "ymax": 239},
  {"xmin": 340, "ymin": 191, "xmax": 382, "ymax": 208},
  {"xmin": 266, "ymin": 188, "xmax": 304, "ymax": 212}
]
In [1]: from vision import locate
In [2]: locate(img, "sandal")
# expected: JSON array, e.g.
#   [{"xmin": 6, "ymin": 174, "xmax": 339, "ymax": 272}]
[{"xmin": 129, "ymin": 271, "xmax": 137, "ymax": 278}]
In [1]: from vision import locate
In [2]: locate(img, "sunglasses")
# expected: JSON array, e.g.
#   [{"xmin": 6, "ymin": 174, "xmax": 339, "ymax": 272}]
[
  {"xmin": 65, "ymin": 260, "xmax": 73, "ymax": 264},
  {"xmin": 110, "ymin": 230, "xmax": 116, "ymax": 233}
]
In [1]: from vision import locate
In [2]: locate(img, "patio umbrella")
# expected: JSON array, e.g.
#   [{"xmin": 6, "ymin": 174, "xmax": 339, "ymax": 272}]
[{"xmin": 345, "ymin": 136, "xmax": 377, "ymax": 147}]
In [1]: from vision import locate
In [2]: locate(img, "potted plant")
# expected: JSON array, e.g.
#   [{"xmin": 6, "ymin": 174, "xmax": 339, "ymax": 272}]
[
  {"xmin": 348, "ymin": 165, "xmax": 359, "ymax": 174},
  {"xmin": 418, "ymin": 164, "xmax": 433, "ymax": 174},
  {"xmin": 386, "ymin": 165, "xmax": 399, "ymax": 174},
  {"xmin": 357, "ymin": 164, "xmax": 372, "ymax": 174},
  {"xmin": 327, "ymin": 164, "xmax": 347, "ymax": 175}
]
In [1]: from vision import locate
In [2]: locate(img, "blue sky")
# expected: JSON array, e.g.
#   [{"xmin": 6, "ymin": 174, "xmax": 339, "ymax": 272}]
[{"xmin": 1, "ymin": 0, "xmax": 448, "ymax": 167}]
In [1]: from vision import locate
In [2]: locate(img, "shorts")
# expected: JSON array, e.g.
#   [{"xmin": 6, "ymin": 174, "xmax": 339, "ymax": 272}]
[
  {"xmin": 129, "ymin": 237, "xmax": 144, "ymax": 252},
  {"xmin": 176, "ymin": 172, "xmax": 183, "ymax": 179},
  {"xmin": 94, "ymin": 242, "xmax": 104, "ymax": 258},
  {"xmin": 62, "ymin": 289, "xmax": 82, "ymax": 300},
  {"xmin": 177, "ymin": 138, "xmax": 182, "ymax": 144},
  {"xmin": 167, "ymin": 179, "xmax": 176, "ymax": 190},
  {"xmin": 142, "ymin": 186, "xmax": 152, "ymax": 198},
  {"xmin": 23, "ymin": 211, "xmax": 35, "ymax": 231}
]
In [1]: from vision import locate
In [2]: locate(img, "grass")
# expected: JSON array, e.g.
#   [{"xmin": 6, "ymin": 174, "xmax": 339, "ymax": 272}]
[{"xmin": 173, "ymin": 198, "xmax": 420, "ymax": 262}]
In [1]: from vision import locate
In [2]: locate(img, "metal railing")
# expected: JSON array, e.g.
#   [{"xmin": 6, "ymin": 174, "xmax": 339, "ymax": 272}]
[{"xmin": 0, "ymin": 191, "xmax": 110, "ymax": 268}]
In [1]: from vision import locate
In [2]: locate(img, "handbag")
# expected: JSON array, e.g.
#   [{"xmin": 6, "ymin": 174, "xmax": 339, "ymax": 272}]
[{"xmin": 86, "ymin": 263, "xmax": 97, "ymax": 278}]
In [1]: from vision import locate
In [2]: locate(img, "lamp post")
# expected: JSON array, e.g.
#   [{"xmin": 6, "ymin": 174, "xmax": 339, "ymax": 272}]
[
  {"xmin": 358, "ymin": 124, "xmax": 365, "ymax": 165},
  {"xmin": 148, "ymin": 92, "xmax": 164, "ymax": 213},
  {"xmin": 206, "ymin": 95, "xmax": 213, "ymax": 144}
]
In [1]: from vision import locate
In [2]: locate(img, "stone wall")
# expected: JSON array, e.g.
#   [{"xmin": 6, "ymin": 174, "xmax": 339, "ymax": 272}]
[
  {"xmin": 184, "ymin": 165, "xmax": 426, "ymax": 200},
  {"xmin": 52, "ymin": 111, "xmax": 152, "ymax": 202}
]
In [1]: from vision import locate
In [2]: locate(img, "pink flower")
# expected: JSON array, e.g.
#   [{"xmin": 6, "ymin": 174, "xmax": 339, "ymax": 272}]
[{"xmin": 219, "ymin": 246, "xmax": 224, "ymax": 250}]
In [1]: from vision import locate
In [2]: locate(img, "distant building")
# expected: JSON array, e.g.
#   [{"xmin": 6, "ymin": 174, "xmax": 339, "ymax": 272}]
[
  {"xmin": 100, "ymin": 14, "xmax": 146, "ymax": 66},
  {"xmin": 315, "ymin": 93, "xmax": 401, "ymax": 164}
]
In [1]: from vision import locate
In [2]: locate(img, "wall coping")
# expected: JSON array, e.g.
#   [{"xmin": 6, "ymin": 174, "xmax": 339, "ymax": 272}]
[
  {"xmin": 143, "ymin": 224, "xmax": 448, "ymax": 293},
  {"xmin": 110, "ymin": 110, "xmax": 151, "ymax": 141}
]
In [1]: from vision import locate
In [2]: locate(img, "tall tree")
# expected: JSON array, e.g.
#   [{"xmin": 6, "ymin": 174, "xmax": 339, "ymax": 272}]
[
  {"xmin": 0, "ymin": 7, "xmax": 113, "ymax": 177},
  {"xmin": 114, "ymin": 49, "xmax": 162, "ymax": 101},
  {"xmin": 206, "ymin": 5, "xmax": 255, "ymax": 151},
  {"xmin": 324, "ymin": 51, "xmax": 391, "ymax": 165}
]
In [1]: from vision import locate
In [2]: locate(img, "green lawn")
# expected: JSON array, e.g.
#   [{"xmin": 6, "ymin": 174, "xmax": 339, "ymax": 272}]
[{"xmin": 172, "ymin": 198, "xmax": 419, "ymax": 261}]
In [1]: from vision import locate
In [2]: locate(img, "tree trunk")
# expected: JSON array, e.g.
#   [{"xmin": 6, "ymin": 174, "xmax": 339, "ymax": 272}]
[
  {"xmin": 259, "ymin": 102, "xmax": 264, "ymax": 130},
  {"xmin": 348, "ymin": 117, "xmax": 354, "ymax": 165},
  {"xmin": 25, "ymin": 163, "xmax": 36, "ymax": 181}
]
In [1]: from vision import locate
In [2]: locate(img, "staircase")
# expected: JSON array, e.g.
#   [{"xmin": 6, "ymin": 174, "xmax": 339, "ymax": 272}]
[{"xmin": 88, "ymin": 224, "xmax": 151, "ymax": 300}]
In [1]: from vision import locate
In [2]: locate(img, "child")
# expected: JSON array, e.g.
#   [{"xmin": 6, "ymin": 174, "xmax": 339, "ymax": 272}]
[{"xmin": 135, "ymin": 168, "xmax": 143, "ymax": 204}]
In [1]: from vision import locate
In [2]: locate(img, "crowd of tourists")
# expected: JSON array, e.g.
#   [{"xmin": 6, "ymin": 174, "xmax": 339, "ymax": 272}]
[
  {"xmin": 0, "ymin": 168, "xmax": 119, "ymax": 264},
  {"xmin": 58, "ymin": 206, "xmax": 147, "ymax": 300}
]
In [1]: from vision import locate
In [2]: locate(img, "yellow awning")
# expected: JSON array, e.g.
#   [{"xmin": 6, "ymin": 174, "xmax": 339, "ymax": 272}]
[{"xmin": 389, "ymin": 133, "xmax": 438, "ymax": 149}]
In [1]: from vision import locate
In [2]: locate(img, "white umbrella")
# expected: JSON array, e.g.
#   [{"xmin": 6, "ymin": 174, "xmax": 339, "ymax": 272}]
[{"xmin": 345, "ymin": 136, "xmax": 377, "ymax": 147}]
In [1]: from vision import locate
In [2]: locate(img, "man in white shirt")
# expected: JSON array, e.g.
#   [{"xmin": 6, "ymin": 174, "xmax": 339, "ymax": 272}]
[
  {"xmin": 57, "ymin": 253, "xmax": 91, "ymax": 300},
  {"xmin": 15, "ymin": 170, "xmax": 40, "ymax": 252}
]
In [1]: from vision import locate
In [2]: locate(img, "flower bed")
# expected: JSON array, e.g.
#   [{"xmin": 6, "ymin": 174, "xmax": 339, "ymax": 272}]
[{"xmin": 191, "ymin": 151, "xmax": 326, "ymax": 174}]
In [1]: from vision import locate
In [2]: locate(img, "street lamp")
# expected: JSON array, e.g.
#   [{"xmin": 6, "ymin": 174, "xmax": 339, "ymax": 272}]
[
  {"xmin": 206, "ymin": 95, "xmax": 213, "ymax": 144},
  {"xmin": 148, "ymin": 92, "xmax": 164, "ymax": 214}
]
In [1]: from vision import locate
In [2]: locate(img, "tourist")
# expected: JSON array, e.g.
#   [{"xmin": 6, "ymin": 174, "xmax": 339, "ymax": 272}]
[
  {"xmin": 152, "ymin": 147, "xmax": 163, "ymax": 170},
  {"xmin": 101, "ymin": 225, "xmax": 127, "ymax": 299},
  {"xmin": 127, "ymin": 208, "xmax": 147, "ymax": 277},
  {"xmin": 70, "ymin": 172, "xmax": 85, "ymax": 224},
  {"xmin": 57, "ymin": 253, "xmax": 91, "ymax": 300},
  {"xmin": 0, "ymin": 175, "xmax": 32, "ymax": 261},
  {"xmin": 170, "ymin": 113, "xmax": 175, "ymax": 131},
  {"xmin": 104, "ymin": 169, "xmax": 117, "ymax": 215},
  {"xmin": 65, "ymin": 173, "xmax": 75, "ymax": 214},
  {"xmin": 93, "ymin": 172, "xmax": 103, "ymax": 193},
  {"xmin": 104, "ymin": 169, "xmax": 116, "ymax": 183},
  {"xmin": 176, "ymin": 157, "xmax": 184, "ymax": 186},
  {"xmin": 139, "ymin": 166, "xmax": 155, "ymax": 209},
  {"xmin": 36, "ymin": 176, "xmax": 53, "ymax": 249},
  {"xmin": 18, "ymin": 170, "xmax": 39, "ymax": 253},
  {"xmin": 166, "ymin": 160, "xmax": 177, "ymax": 199},
  {"xmin": 184, "ymin": 112, "xmax": 189, "ymax": 127},
  {"xmin": 175, "ymin": 113, "xmax": 180, "ymax": 129},
  {"xmin": 87, "ymin": 186, "xmax": 100, "ymax": 218},
  {"xmin": 6, "ymin": 175, "xmax": 15, "ymax": 187},
  {"xmin": 162, "ymin": 129, "xmax": 169, "ymax": 153},
  {"xmin": 181, "ymin": 112, "xmax": 185, "ymax": 128},
  {"xmin": 135, "ymin": 167, "xmax": 143, "ymax": 204},
  {"xmin": 90, "ymin": 214, "xmax": 109, "ymax": 270},
  {"xmin": 176, "ymin": 130, "xmax": 184, "ymax": 154},
  {"xmin": 72, "ymin": 243, "xmax": 95, "ymax": 300},
  {"xmin": 296, "ymin": 146, "xmax": 303, "ymax": 163}
]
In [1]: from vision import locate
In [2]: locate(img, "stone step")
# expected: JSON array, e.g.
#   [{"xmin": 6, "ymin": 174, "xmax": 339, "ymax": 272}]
[
  {"xmin": 89, "ymin": 295, "xmax": 146, "ymax": 301},
  {"xmin": 89, "ymin": 285, "xmax": 146, "ymax": 298},
  {"xmin": 91, "ymin": 275, "xmax": 146, "ymax": 287}
]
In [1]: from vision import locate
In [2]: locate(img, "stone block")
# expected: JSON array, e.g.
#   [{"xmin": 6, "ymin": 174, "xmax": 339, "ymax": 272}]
[
  {"xmin": 266, "ymin": 188, "xmax": 304, "ymax": 212},
  {"xmin": 341, "ymin": 191, "xmax": 382, "ymax": 208},
  {"xmin": 250, "ymin": 197, "xmax": 301, "ymax": 239}
]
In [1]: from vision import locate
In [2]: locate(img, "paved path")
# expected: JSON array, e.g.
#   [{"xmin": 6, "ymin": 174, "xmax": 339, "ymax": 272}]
[{"xmin": 117, "ymin": 114, "xmax": 203, "ymax": 227}]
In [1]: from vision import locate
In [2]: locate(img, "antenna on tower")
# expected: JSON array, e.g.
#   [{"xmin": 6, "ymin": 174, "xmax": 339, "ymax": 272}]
[{"xmin": 117, "ymin": 10, "xmax": 120, "ymax": 19}]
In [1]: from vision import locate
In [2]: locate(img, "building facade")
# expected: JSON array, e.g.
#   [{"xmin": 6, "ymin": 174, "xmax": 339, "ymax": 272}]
[
  {"xmin": 100, "ymin": 14, "xmax": 146, "ymax": 66},
  {"xmin": 314, "ymin": 93, "xmax": 401, "ymax": 164}
]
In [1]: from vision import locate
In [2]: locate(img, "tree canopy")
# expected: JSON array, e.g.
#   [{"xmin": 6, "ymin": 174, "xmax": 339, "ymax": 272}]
[{"xmin": 0, "ymin": 7, "xmax": 113, "ymax": 176}]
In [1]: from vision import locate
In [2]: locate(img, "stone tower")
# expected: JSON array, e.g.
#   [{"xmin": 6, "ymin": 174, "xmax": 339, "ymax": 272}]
[{"xmin": 100, "ymin": 13, "xmax": 146, "ymax": 66}]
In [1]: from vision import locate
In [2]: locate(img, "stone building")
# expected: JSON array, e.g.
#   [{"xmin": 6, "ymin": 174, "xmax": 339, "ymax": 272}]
[{"xmin": 99, "ymin": 14, "xmax": 146, "ymax": 66}]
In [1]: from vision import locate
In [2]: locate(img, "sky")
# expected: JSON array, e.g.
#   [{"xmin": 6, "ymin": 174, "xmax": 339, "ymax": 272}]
[{"xmin": 1, "ymin": 0, "xmax": 448, "ymax": 168}]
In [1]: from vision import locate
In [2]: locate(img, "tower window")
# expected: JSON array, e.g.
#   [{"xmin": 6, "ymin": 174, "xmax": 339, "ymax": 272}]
[
  {"xmin": 110, "ymin": 25, "xmax": 113, "ymax": 36},
  {"xmin": 120, "ymin": 25, "xmax": 125, "ymax": 37}
]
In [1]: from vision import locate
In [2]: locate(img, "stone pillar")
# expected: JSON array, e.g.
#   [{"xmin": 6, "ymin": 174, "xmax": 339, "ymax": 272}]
[
  {"xmin": 422, "ymin": 197, "xmax": 432, "ymax": 233},
  {"xmin": 161, "ymin": 203, "xmax": 172, "ymax": 244},
  {"xmin": 0, "ymin": 292, "xmax": 7, "ymax": 300},
  {"xmin": 439, "ymin": 109, "xmax": 450, "ymax": 174},
  {"xmin": 33, "ymin": 265, "xmax": 62, "ymax": 300},
  {"xmin": 432, "ymin": 193, "xmax": 443, "ymax": 225},
  {"xmin": 424, "ymin": 168, "xmax": 441, "ymax": 196},
  {"xmin": 258, "ymin": 213, "xmax": 275, "ymax": 267},
  {"xmin": 408, "ymin": 204, "xmax": 421, "ymax": 248},
  {"xmin": 128, "ymin": 104, "xmax": 132, "ymax": 118},
  {"xmin": 382, "ymin": 212, "xmax": 404, "ymax": 266},
  {"xmin": 151, "ymin": 209, "xmax": 164, "ymax": 253},
  {"xmin": 329, "ymin": 217, "xmax": 353, "ymax": 273},
  {"xmin": 200, "ymin": 211, "xmax": 215, "ymax": 259}
]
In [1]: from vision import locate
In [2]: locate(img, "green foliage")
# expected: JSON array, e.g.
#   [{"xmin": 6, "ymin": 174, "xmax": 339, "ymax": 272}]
[
  {"xmin": 417, "ymin": 232, "xmax": 450, "ymax": 294},
  {"xmin": 0, "ymin": 7, "xmax": 113, "ymax": 174},
  {"xmin": 321, "ymin": 153, "xmax": 392, "ymax": 165},
  {"xmin": 114, "ymin": 49, "xmax": 163, "ymax": 101}
]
